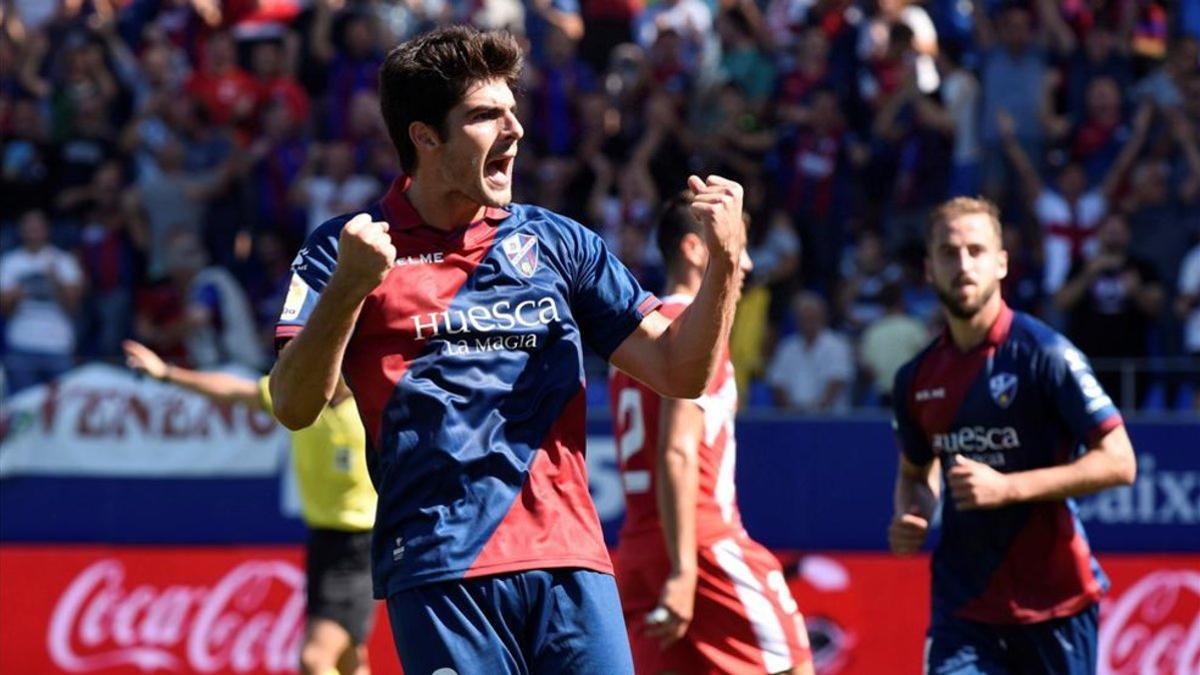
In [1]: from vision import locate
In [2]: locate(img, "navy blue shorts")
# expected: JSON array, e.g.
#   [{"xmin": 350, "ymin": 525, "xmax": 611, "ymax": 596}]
[
  {"xmin": 386, "ymin": 568, "xmax": 634, "ymax": 674},
  {"xmin": 925, "ymin": 604, "xmax": 1099, "ymax": 675}
]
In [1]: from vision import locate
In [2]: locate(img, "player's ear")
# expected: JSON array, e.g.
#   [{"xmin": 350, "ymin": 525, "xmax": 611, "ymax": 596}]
[
  {"xmin": 996, "ymin": 247, "xmax": 1009, "ymax": 281},
  {"xmin": 409, "ymin": 121, "xmax": 441, "ymax": 153},
  {"xmin": 682, "ymin": 232, "xmax": 707, "ymax": 268}
]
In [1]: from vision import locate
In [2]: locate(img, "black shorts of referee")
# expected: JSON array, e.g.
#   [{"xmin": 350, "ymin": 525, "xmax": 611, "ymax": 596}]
[{"xmin": 306, "ymin": 528, "xmax": 374, "ymax": 644}]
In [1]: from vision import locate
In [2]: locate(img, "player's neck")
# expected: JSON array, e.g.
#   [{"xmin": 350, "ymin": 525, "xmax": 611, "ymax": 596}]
[
  {"xmin": 406, "ymin": 177, "xmax": 487, "ymax": 231},
  {"xmin": 665, "ymin": 270, "xmax": 702, "ymax": 299},
  {"xmin": 945, "ymin": 295, "xmax": 1003, "ymax": 352}
]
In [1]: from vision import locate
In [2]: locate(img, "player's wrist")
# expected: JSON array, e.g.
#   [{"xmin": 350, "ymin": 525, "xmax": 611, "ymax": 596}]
[
  {"xmin": 669, "ymin": 563, "xmax": 699, "ymax": 581},
  {"xmin": 327, "ymin": 269, "xmax": 377, "ymax": 303},
  {"xmin": 1001, "ymin": 474, "xmax": 1023, "ymax": 505},
  {"xmin": 704, "ymin": 247, "xmax": 740, "ymax": 275},
  {"xmin": 159, "ymin": 365, "xmax": 173, "ymax": 382}
]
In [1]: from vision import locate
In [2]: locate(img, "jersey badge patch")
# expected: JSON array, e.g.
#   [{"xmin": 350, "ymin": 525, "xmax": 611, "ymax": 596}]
[
  {"xmin": 502, "ymin": 233, "xmax": 539, "ymax": 278},
  {"xmin": 280, "ymin": 274, "xmax": 309, "ymax": 321},
  {"xmin": 989, "ymin": 372, "xmax": 1019, "ymax": 409}
]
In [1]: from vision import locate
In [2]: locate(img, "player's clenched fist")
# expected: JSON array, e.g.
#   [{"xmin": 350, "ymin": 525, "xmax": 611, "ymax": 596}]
[
  {"xmin": 686, "ymin": 175, "xmax": 746, "ymax": 266},
  {"xmin": 334, "ymin": 213, "xmax": 396, "ymax": 297},
  {"xmin": 888, "ymin": 506, "xmax": 929, "ymax": 555}
]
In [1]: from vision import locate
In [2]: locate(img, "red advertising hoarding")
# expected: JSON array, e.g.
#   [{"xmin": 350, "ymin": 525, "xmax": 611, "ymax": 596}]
[
  {"xmin": 0, "ymin": 546, "xmax": 402, "ymax": 675},
  {"xmin": 1, "ymin": 546, "xmax": 1196, "ymax": 674}
]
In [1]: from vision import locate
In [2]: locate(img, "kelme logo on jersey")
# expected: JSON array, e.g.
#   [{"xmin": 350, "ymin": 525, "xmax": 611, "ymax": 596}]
[
  {"xmin": 502, "ymin": 233, "xmax": 539, "ymax": 278},
  {"xmin": 932, "ymin": 426, "xmax": 1021, "ymax": 454},
  {"xmin": 989, "ymin": 372, "xmax": 1018, "ymax": 409},
  {"xmin": 410, "ymin": 297, "xmax": 561, "ymax": 340}
]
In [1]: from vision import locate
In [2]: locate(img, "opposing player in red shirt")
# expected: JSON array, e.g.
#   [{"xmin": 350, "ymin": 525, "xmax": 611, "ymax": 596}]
[{"xmin": 611, "ymin": 194, "xmax": 814, "ymax": 674}]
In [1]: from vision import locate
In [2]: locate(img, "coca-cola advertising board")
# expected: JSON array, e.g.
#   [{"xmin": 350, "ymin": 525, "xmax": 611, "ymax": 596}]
[
  {"xmin": 0, "ymin": 546, "xmax": 402, "ymax": 675},
  {"xmin": 2, "ymin": 547, "xmax": 1195, "ymax": 675}
]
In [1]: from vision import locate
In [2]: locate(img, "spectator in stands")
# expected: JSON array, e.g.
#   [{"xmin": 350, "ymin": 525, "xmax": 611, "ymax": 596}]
[
  {"xmin": 733, "ymin": 209, "xmax": 801, "ymax": 398},
  {"xmin": 1057, "ymin": 77, "xmax": 1134, "ymax": 185},
  {"xmin": 1054, "ymin": 214, "xmax": 1164, "ymax": 404},
  {"xmin": 245, "ymin": 230, "xmax": 294, "ymax": 352},
  {"xmin": 1177, "ymin": 238, "xmax": 1200, "ymax": 409},
  {"xmin": 997, "ymin": 104, "xmax": 1151, "ymax": 296},
  {"xmin": 185, "ymin": 31, "xmax": 257, "ymax": 140},
  {"xmin": 250, "ymin": 38, "xmax": 310, "ymax": 132},
  {"xmin": 776, "ymin": 88, "xmax": 862, "ymax": 292},
  {"xmin": 716, "ymin": 7, "xmax": 776, "ymax": 108},
  {"xmin": 248, "ymin": 100, "xmax": 309, "ymax": 245},
  {"xmin": 767, "ymin": 291, "xmax": 854, "ymax": 413},
  {"xmin": 77, "ymin": 161, "xmax": 143, "ymax": 360},
  {"xmin": 0, "ymin": 210, "xmax": 85, "ymax": 393},
  {"xmin": 1064, "ymin": 26, "xmax": 1132, "ymax": 123},
  {"xmin": 939, "ymin": 43, "xmax": 982, "ymax": 197},
  {"xmin": 159, "ymin": 232, "xmax": 265, "ymax": 371},
  {"xmin": 977, "ymin": 4, "xmax": 1048, "ymax": 202},
  {"xmin": 290, "ymin": 142, "xmax": 381, "ymax": 236},
  {"xmin": 527, "ymin": 24, "xmax": 596, "ymax": 159},
  {"xmin": 774, "ymin": 27, "xmax": 836, "ymax": 125},
  {"xmin": 310, "ymin": 4, "xmax": 383, "ymax": 139},
  {"xmin": 577, "ymin": 0, "xmax": 638, "ymax": 75},
  {"xmin": 1134, "ymin": 36, "xmax": 1198, "ymax": 110},
  {"xmin": 131, "ymin": 139, "xmax": 234, "ymax": 279},
  {"xmin": 870, "ymin": 45, "xmax": 954, "ymax": 253},
  {"xmin": 53, "ymin": 97, "xmax": 118, "ymax": 222},
  {"xmin": 635, "ymin": 0, "xmax": 713, "ymax": 75},
  {"xmin": 999, "ymin": 226, "xmax": 1043, "ymax": 316},
  {"xmin": 1125, "ymin": 110, "xmax": 1200, "ymax": 291},
  {"xmin": 859, "ymin": 283, "xmax": 929, "ymax": 405},
  {"xmin": 857, "ymin": 0, "xmax": 940, "ymax": 95},
  {"xmin": 838, "ymin": 229, "xmax": 902, "ymax": 334},
  {"xmin": 0, "ymin": 98, "xmax": 55, "ymax": 224}
]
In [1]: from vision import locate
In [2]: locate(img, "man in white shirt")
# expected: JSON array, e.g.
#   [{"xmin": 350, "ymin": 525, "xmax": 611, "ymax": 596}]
[
  {"xmin": 291, "ymin": 142, "xmax": 381, "ymax": 236},
  {"xmin": 767, "ymin": 291, "xmax": 854, "ymax": 412},
  {"xmin": 997, "ymin": 104, "xmax": 1151, "ymax": 295},
  {"xmin": 0, "ymin": 210, "xmax": 84, "ymax": 394}
]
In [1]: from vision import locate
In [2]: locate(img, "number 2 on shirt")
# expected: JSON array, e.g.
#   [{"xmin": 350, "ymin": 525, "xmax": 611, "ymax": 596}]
[{"xmin": 616, "ymin": 387, "xmax": 650, "ymax": 495}]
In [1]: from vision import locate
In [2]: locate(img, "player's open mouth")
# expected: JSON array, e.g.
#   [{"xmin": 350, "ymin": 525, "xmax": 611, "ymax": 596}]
[{"xmin": 485, "ymin": 155, "xmax": 514, "ymax": 187}]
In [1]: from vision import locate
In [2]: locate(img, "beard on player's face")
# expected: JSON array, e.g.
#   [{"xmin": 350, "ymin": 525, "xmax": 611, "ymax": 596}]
[
  {"xmin": 432, "ymin": 133, "xmax": 515, "ymax": 209},
  {"xmin": 934, "ymin": 273, "xmax": 999, "ymax": 319}
]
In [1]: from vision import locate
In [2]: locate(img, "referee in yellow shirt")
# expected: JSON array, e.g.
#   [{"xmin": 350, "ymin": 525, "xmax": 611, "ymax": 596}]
[{"xmin": 123, "ymin": 340, "xmax": 377, "ymax": 675}]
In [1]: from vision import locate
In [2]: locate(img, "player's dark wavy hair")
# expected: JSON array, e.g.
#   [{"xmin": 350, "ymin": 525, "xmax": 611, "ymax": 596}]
[
  {"xmin": 379, "ymin": 26, "xmax": 523, "ymax": 174},
  {"xmin": 655, "ymin": 191, "xmax": 704, "ymax": 271}
]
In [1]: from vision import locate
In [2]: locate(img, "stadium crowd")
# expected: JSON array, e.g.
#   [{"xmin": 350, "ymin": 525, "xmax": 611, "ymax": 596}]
[{"xmin": 0, "ymin": 0, "xmax": 1197, "ymax": 411}]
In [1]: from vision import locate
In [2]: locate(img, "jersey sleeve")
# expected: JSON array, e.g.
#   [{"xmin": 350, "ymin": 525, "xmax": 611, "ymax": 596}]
[
  {"xmin": 891, "ymin": 361, "xmax": 933, "ymax": 466},
  {"xmin": 1039, "ymin": 339, "xmax": 1124, "ymax": 446},
  {"xmin": 274, "ymin": 218, "xmax": 344, "ymax": 351},
  {"xmin": 566, "ymin": 220, "xmax": 661, "ymax": 361}
]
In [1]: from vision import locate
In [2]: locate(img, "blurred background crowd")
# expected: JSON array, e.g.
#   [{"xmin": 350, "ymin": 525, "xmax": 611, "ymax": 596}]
[{"xmin": 0, "ymin": 0, "xmax": 1197, "ymax": 413}]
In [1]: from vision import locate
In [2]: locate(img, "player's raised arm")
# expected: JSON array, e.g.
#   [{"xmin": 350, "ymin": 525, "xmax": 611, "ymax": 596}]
[
  {"xmin": 610, "ymin": 176, "xmax": 746, "ymax": 398},
  {"xmin": 270, "ymin": 213, "xmax": 395, "ymax": 429}
]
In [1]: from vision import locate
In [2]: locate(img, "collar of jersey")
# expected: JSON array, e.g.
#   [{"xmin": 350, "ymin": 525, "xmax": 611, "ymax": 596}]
[
  {"xmin": 938, "ymin": 300, "xmax": 1014, "ymax": 352},
  {"xmin": 380, "ymin": 176, "xmax": 510, "ymax": 244}
]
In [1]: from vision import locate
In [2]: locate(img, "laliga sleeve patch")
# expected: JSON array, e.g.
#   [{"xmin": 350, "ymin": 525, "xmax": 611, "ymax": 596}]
[{"xmin": 281, "ymin": 273, "xmax": 310, "ymax": 321}]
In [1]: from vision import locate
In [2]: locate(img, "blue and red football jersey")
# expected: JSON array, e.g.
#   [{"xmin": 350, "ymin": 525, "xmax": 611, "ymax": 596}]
[
  {"xmin": 277, "ymin": 179, "xmax": 660, "ymax": 598},
  {"xmin": 892, "ymin": 303, "xmax": 1123, "ymax": 624}
]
